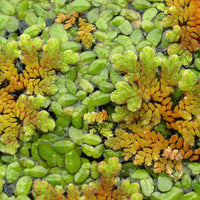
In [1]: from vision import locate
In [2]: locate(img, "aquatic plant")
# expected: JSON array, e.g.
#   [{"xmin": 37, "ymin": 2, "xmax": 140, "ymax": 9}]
[
  {"xmin": 33, "ymin": 180, "xmax": 66, "ymax": 200},
  {"xmin": 83, "ymin": 110, "xmax": 113, "ymax": 138},
  {"xmin": 2, "ymin": 0, "xmax": 200, "ymax": 199},
  {"xmin": 110, "ymin": 46, "xmax": 200, "ymax": 146},
  {"xmin": 0, "ymin": 34, "xmax": 79, "ymax": 154},
  {"xmin": 19, "ymin": 34, "xmax": 79, "ymax": 95},
  {"xmin": 55, "ymin": 10, "xmax": 95, "ymax": 49},
  {"xmin": 0, "ymin": 94, "xmax": 54, "ymax": 155},
  {"xmin": 55, "ymin": 10, "xmax": 79, "ymax": 30},
  {"xmin": 76, "ymin": 18, "xmax": 95, "ymax": 49},
  {"xmin": 162, "ymin": 0, "xmax": 200, "ymax": 52},
  {"xmin": 105, "ymin": 128, "xmax": 200, "ymax": 174},
  {"xmin": 33, "ymin": 157, "xmax": 143, "ymax": 200},
  {"xmin": 84, "ymin": 110, "xmax": 109, "ymax": 124},
  {"xmin": 167, "ymin": 42, "xmax": 192, "ymax": 66},
  {"xmin": 111, "ymin": 47, "xmax": 175, "ymax": 128}
]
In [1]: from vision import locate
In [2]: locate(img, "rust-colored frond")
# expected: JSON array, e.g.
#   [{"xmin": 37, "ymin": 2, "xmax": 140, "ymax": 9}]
[
  {"xmin": 154, "ymin": 158, "xmax": 183, "ymax": 174},
  {"xmin": 76, "ymin": 18, "xmax": 95, "ymax": 49},
  {"xmin": 55, "ymin": 11, "xmax": 96, "ymax": 49},
  {"xmin": 55, "ymin": 10, "xmax": 79, "ymax": 29},
  {"xmin": 0, "ymin": 94, "xmax": 54, "ymax": 154},
  {"xmin": 0, "ymin": 35, "xmax": 78, "ymax": 154},
  {"xmin": 166, "ymin": 92, "xmax": 200, "ymax": 146},
  {"xmin": 162, "ymin": 147, "xmax": 183, "ymax": 161},
  {"xmin": 163, "ymin": 0, "xmax": 200, "ymax": 52},
  {"xmin": 105, "ymin": 126, "xmax": 200, "ymax": 174}
]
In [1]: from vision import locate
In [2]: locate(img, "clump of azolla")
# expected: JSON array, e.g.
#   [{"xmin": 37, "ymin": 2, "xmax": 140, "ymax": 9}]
[
  {"xmin": 105, "ymin": 128, "xmax": 200, "ymax": 174},
  {"xmin": 55, "ymin": 10, "xmax": 79, "ymax": 29},
  {"xmin": 163, "ymin": 0, "xmax": 200, "ymax": 52},
  {"xmin": 84, "ymin": 110, "xmax": 109, "ymax": 124},
  {"xmin": 33, "ymin": 180, "xmax": 66, "ymax": 200},
  {"xmin": 108, "ymin": 46, "xmax": 200, "ymax": 173},
  {"xmin": 0, "ymin": 94, "xmax": 54, "ymax": 154},
  {"xmin": 110, "ymin": 47, "xmax": 200, "ymax": 145},
  {"xmin": 0, "ymin": 34, "xmax": 79, "ymax": 154},
  {"xmin": 33, "ymin": 157, "xmax": 143, "ymax": 200},
  {"xmin": 110, "ymin": 47, "xmax": 177, "ymax": 129},
  {"xmin": 84, "ymin": 110, "xmax": 113, "ymax": 138},
  {"xmin": 55, "ymin": 10, "xmax": 95, "ymax": 49}
]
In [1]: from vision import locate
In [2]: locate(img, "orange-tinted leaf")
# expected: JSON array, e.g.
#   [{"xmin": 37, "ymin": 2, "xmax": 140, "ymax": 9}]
[
  {"xmin": 175, "ymin": 161, "xmax": 183, "ymax": 171},
  {"xmin": 183, "ymin": 142, "xmax": 189, "ymax": 151},
  {"xmin": 170, "ymin": 134, "xmax": 178, "ymax": 144},
  {"xmin": 176, "ymin": 138, "xmax": 183, "ymax": 149},
  {"xmin": 157, "ymin": 132, "xmax": 164, "ymax": 142},
  {"xmin": 184, "ymin": 149, "xmax": 193, "ymax": 159},
  {"xmin": 189, "ymin": 155, "xmax": 199, "ymax": 161},
  {"xmin": 169, "ymin": 143, "xmax": 176, "ymax": 149},
  {"xmin": 194, "ymin": 148, "xmax": 200, "ymax": 155}
]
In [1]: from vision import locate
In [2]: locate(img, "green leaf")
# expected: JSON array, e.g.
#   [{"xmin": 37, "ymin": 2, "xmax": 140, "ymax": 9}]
[
  {"xmin": 112, "ymin": 50, "xmax": 140, "ymax": 73},
  {"xmin": 161, "ymin": 54, "xmax": 181, "ymax": 86},
  {"xmin": 98, "ymin": 157, "xmax": 121, "ymax": 179},
  {"xmin": 111, "ymin": 81, "xmax": 137, "ymax": 104},
  {"xmin": 42, "ymin": 38, "xmax": 59, "ymax": 55},
  {"xmin": 61, "ymin": 50, "xmax": 79, "ymax": 64},
  {"xmin": 167, "ymin": 43, "xmax": 180, "ymax": 55},
  {"xmin": 50, "ymin": 23, "xmax": 68, "ymax": 44},
  {"xmin": 112, "ymin": 106, "xmax": 130, "ymax": 122},
  {"xmin": 179, "ymin": 50, "xmax": 192, "ymax": 66},
  {"xmin": 139, "ymin": 46, "xmax": 161, "ymax": 74},
  {"xmin": 178, "ymin": 69, "xmax": 198, "ymax": 91},
  {"xmin": 140, "ymin": 177, "xmax": 154, "ymax": 197},
  {"xmin": 127, "ymin": 96, "xmax": 142, "ymax": 112},
  {"xmin": 166, "ymin": 25, "xmax": 181, "ymax": 42}
]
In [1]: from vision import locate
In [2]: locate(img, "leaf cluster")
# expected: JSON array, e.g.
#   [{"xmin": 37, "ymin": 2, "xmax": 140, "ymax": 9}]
[
  {"xmin": 33, "ymin": 157, "xmax": 143, "ymax": 200},
  {"xmin": 76, "ymin": 18, "xmax": 96, "ymax": 49},
  {"xmin": 0, "ymin": 94, "xmax": 54, "ymax": 154},
  {"xmin": 0, "ymin": 34, "xmax": 79, "ymax": 154},
  {"xmin": 84, "ymin": 110, "xmax": 113, "ymax": 138},
  {"xmin": 33, "ymin": 180, "xmax": 66, "ymax": 200},
  {"xmin": 111, "ymin": 46, "xmax": 200, "ymax": 148},
  {"xmin": 111, "ymin": 47, "xmax": 180, "ymax": 126},
  {"xmin": 55, "ymin": 11, "xmax": 95, "ymax": 49},
  {"xmin": 55, "ymin": 10, "xmax": 79, "ymax": 30},
  {"xmin": 167, "ymin": 43, "xmax": 192, "ymax": 66},
  {"xmin": 105, "ymin": 128, "xmax": 200, "ymax": 174},
  {"xmin": 168, "ymin": 92, "xmax": 200, "ymax": 146},
  {"xmin": 84, "ymin": 110, "xmax": 109, "ymax": 124},
  {"xmin": 163, "ymin": 0, "xmax": 200, "ymax": 52}
]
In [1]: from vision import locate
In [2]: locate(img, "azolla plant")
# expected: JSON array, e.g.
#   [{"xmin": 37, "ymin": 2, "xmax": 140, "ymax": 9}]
[
  {"xmin": 33, "ymin": 157, "xmax": 143, "ymax": 200},
  {"xmin": 55, "ymin": 10, "xmax": 95, "ymax": 49},
  {"xmin": 104, "ymin": 46, "xmax": 200, "ymax": 174},
  {"xmin": 0, "ymin": 34, "xmax": 79, "ymax": 154},
  {"xmin": 1, "ymin": 0, "xmax": 200, "ymax": 199},
  {"xmin": 163, "ymin": 0, "xmax": 200, "ymax": 52}
]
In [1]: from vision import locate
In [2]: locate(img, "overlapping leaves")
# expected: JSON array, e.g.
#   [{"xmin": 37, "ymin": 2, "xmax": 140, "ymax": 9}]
[
  {"xmin": 163, "ymin": 0, "xmax": 200, "ymax": 52},
  {"xmin": 105, "ymin": 128, "xmax": 200, "ymax": 174},
  {"xmin": 33, "ymin": 157, "xmax": 143, "ymax": 200},
  {"xmin": 0, "ymin": 34, "xmax": 79, "ymax": 154}
]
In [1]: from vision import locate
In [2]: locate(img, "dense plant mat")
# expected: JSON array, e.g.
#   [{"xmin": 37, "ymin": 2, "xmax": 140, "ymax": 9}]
[{"xmin": 1, "ymin": 0, "xmax": 200, "ymax": 199}]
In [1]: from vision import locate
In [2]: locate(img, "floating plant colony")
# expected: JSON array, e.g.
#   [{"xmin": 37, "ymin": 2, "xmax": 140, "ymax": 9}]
[{"xmin": 1, "ymin": 0, "xmax": 200, "ymax": 199}]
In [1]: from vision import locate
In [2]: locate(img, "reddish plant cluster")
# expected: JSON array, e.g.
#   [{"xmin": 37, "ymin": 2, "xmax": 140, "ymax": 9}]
[
  {"xmin": 163, "ymin": 0, "xmax": 200, "ymax": 52},
  {"xmin": 55, "ymin": 10, "xmax": 95, "ymax": 49},
  {"xmin": 0, "ymin": 34, "xmax": 79, "ymax": 154},
  {"xmin": 108, "ymin": 47, "xmax": 200, "ymax": 173},
  {"xmin": 55, "ymin": 10, "xmax": 79, "ymax": 29},
  {"xmin": 105, "ymin": 127, "xmax": 200, "ymax": 174},
  {"xmin": 33, "ymin": 158, "xmax": 143, "ymax": 200}
]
